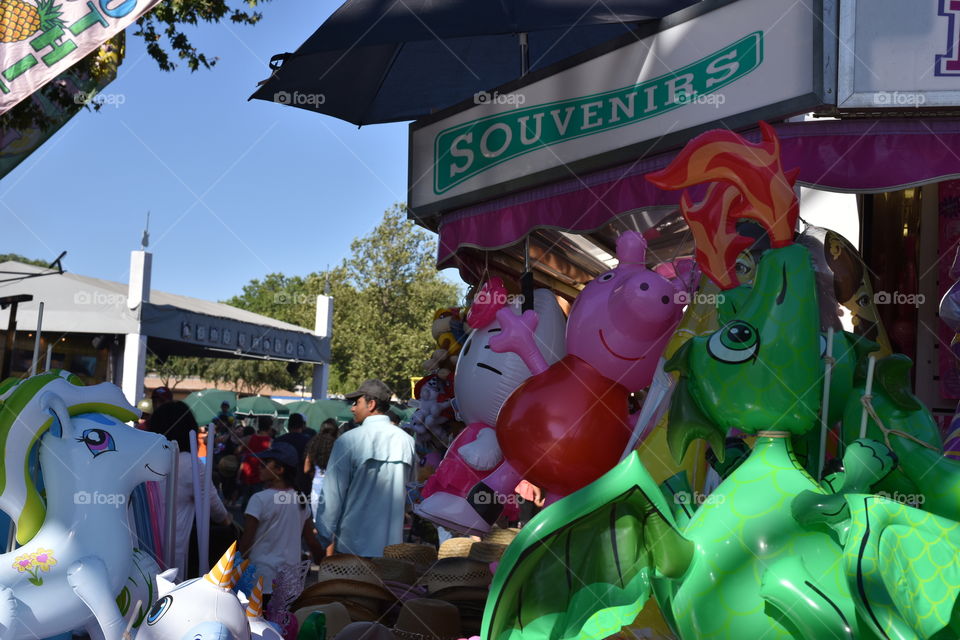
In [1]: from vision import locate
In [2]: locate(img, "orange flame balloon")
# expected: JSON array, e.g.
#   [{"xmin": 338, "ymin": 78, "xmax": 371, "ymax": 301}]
[{"xmin": 647, "ymin": 122, "xmax": 800, "ymax": 288}]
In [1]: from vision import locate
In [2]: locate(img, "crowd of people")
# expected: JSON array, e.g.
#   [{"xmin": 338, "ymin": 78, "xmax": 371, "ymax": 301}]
[{"xmin": 136, "ymin": 380, "xmax": 423, "ymax": 595}]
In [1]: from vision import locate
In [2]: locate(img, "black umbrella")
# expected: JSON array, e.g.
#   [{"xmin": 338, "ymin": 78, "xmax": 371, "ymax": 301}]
[{"xmin": 249, "ymin": 0, "xmax": 700, "ymax": 126}]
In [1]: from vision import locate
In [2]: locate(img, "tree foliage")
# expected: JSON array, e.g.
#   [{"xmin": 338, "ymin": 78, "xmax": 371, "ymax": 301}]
[
  {"xmin": 151, "ymin": 205, "xmax": 462, "ymax": 399},
  {"xmin": 1, "ymin": 0, "xmax": 270, "ymax": 131}
]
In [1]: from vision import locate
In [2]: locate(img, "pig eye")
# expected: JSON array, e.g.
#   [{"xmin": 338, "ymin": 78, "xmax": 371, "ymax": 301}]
[{"xmin": 599, "ymin": 271, "xmax": 616, "ymax": 282}]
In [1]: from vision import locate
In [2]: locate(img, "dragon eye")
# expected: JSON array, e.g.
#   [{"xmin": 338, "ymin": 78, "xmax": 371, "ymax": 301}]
[
  {"xmin": 146, "ymin": 595, "xmax": 172, "ymax": 625},
  {"xmin": 81, "ymin": 428, "xmax": 116, "ymax": 457},
  {"xmin": 708, "ymin": 321, "xmax": 760, "ymax": 364},
  {"xmin": 598, "ymin": 271, "xmax": 616, "ymax": 282}
]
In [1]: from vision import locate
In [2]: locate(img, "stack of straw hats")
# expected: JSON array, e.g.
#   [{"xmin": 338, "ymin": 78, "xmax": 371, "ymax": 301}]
[
  {"xmin": 384, "ymin": 543, "xmax": 438, "ymax": 576},
  {"xmin": 293, "ymin": 555, "xmax": 396, "ymax": 622},
  {"xmin": 418, "ymin": 555, "xmax": 494, "ymax": 635},
  {"xmin": 332, "ymin": 599, "xmax": 463, "ymax": 640}
]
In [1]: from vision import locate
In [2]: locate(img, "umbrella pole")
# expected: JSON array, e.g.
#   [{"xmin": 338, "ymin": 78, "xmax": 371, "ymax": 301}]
[{"xmin": 519, "ymin": 32, "xmax": 529, "ymax": 76}]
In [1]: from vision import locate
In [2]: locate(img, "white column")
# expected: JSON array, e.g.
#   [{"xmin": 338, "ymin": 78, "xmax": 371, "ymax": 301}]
[
  {"xmin": 121, "ymin": 251, "xmax": 152, "ymax": 405},
  {"xmin": 312, "ymin": 295, "xmax": 333, "ymax": 400}
]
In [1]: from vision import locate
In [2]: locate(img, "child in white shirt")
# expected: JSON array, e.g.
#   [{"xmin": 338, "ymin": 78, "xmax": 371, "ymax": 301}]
[{"xmin": 237, "ymin": 442, "xmax": 325, "ymax": 597}]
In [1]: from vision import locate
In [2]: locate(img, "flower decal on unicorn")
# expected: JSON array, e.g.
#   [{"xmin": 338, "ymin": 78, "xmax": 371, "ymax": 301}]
[{"xmin": 12, "ymin": 548, "xmax": 56, "ymax": 586}]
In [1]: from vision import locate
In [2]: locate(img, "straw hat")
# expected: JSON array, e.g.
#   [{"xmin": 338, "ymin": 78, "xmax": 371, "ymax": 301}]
[
  {"xmin": 437, "ymin": 537, "xmax": 475, "ymax": 560},
  {"xmin": 467, "ymin": 542, "xmax": 506, "ymax": 564},
  {"xmin": 334, "ymin": 622, "xmax": 395, "ymax": 640},
  {"xmin": 383, "ymin": 544, "xmax": 438, "ymax": 575},
  {"xmin": 294, "ymin": 555, "xmax": 395, "ymax": 604},
  {"xmin": 371, "ymin": 557, "xmax": 416, "ymax": 585},
  {"xmin": 295, "ymin": 595, "xmax": 381, "ymax": 622},
  {"xmin": 295, "ymin": 602, "xmax": 352, "ymax": 636},
  {"xmin": 392, "ymin": 599, "xmax": 462, "ymax": 640},
  {"xmin": 418, "ymin": 558, "xmax": 492, "ymax": 595},
  {"xmin": 482, "ymin": 527, "xmax": 519, "ymax": 546}
]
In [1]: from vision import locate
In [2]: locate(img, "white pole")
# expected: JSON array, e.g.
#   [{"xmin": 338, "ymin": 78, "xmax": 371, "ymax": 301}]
[
  {"xmin": 44, "ymin": 344, "xmax": 52, "ymax": 373},
  {"xmin": 29, "ymin": 302, "xmax": 43, "ymax": 376},
  {"xmin": 163, "ymin": 442, "xmax": 179, "ymax": 572},
  {"xmin": 859, "ymin": 356, "xmax": 877, "ymax": 439},
  {"xmin": 818, "ymin": 328, "xmax": 835, "ymax": 480}
]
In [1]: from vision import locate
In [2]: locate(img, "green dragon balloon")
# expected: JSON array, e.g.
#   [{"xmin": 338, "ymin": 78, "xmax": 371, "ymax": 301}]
[{"xmin": 481, "ymin": 123, "xmax": 960, "ymax": 640}]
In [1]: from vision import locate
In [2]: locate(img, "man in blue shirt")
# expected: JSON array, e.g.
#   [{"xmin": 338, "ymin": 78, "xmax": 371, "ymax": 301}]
[{"xmin": 316, "ymin": 380, "xmax": 416, "ymax": 557}]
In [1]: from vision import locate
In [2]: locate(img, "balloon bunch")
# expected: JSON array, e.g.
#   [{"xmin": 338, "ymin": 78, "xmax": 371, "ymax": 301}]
[{"xmin": 482, "ymin": 123, "xmax": 960, "ymax": 640}]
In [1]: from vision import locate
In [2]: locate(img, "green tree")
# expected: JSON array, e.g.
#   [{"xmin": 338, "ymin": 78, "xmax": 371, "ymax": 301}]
[
  {"xmin": 0, "ymin": 254, "xmax": 57, "ymax": 267},
  {"xmin": 225, "ymin": 204, "xmax": 462, "ymax": 399},
  {"xmin": 146, "ymin": 353, "xmax": 206, "ymax": 390}
]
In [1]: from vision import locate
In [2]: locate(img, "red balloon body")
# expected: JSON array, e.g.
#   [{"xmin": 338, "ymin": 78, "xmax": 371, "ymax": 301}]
[{"xmin": 496, "ymin": 354, "xmax": 632, "ymax": 496}]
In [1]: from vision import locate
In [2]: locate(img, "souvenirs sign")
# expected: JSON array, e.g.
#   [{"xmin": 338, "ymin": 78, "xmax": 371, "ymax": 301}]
[
  {"xmin": 0, "ymin": 0, "xmax": 159, "ymax": 115},
  {"xmin": 409, "ymin": 0, "xmax": 832, "ymax": 216}
]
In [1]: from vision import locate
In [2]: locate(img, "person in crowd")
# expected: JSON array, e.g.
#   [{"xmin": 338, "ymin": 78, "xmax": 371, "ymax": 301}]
[
  {"xmin": 275, "ymin": 412, "xmax": 312, "ymax": 461},
  {"xmin": 152, "ymin": 386, "xmax": 173, "ymax": 410},
  {"xmin": 316, "ymin": 380, "xmax": 416, "ymax": 557},
  {"xmin": 135, "ymin": 398, "xmax": 152, "ymax": 430},
  {"xmin": 150, "ymin": 401, "xmax": 232, "ymax": 578},
  {"xmin": 216, "ymin": 401, "xmax": 234, "ymax": 424},
  {"xmin": 304, "ymin": 420, "xmax": 339, "ymax": 517},
  {"xmin": 237, "ymin": 417, "xmax": 273, "ymax": 508},
  {"xmin": 237, "ymin": 441, "xmax": 326, "ymax": 599}
]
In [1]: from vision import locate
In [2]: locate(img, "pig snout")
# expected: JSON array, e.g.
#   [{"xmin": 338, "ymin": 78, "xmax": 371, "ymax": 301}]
[{"xmin": 609, "ymin": 271, "xmax": 680, "ymax": 335}]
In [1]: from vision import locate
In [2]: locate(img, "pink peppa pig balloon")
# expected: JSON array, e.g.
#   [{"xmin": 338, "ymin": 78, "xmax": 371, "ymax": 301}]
[{"xmin": 490, "ymin": 231, "xmax": 688, "ymax": 496}]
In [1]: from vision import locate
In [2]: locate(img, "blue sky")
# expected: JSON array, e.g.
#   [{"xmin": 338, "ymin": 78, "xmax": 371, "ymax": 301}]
[{"xmin": 1, "ymin": 1, "xmax": 422, "ymax": 302}]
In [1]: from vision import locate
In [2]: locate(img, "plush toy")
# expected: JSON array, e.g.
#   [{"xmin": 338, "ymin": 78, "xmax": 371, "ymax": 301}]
[
  {"xmin": 414, "ymin": 283, "xmax": 567, "ymax": 534},
  {"xmin": 423, "ymin": 308, "xmax": 469, "ymax": 379},
  {"xmin": 0, "ymin": 372, "xmax": 173, "ymax": 640}
]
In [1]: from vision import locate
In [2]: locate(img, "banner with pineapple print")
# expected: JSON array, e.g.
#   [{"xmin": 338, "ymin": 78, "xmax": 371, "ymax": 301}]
[{"xmin": 0, "ymin": 0, "xmax": 159, "ymax": 115}]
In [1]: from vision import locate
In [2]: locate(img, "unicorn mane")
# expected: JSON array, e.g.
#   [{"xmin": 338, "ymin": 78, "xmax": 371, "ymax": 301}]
[{"xmin": 0, "ymin": 370, "xmax": 138, "ymax": 544}]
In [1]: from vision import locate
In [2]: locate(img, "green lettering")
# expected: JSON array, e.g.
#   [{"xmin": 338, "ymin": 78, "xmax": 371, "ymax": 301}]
[
  {"xmin": 69, "ymin": 2, "xmax": 109, "ymax": 36},
  {"xmin": 31, "ymin": 27, "xmax": 78, "ymax": 66},
  {"xmin": 3, "ymin": 55, "xmax": 37, "ymax": 82}
]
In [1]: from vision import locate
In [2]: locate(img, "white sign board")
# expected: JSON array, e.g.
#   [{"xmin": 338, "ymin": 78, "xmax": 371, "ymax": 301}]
[
  {"xmin": 838, "ymin": 0, "xmax": 960, "ymax": 109},
  {"xmin": 409, "ymin": 0, "xmax": 829, "ymax": 216}
]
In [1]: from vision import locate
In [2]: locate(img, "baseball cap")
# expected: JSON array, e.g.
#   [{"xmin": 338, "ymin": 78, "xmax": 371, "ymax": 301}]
[
  {"xmin": 254, "ymin": 441, "xmax": 299, "ymax": 468},
  {"xmin": 344, "ymin": 379, "xmax": 393, "ymax": 404}
]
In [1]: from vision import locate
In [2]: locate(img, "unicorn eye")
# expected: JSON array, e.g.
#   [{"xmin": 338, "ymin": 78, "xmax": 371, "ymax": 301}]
[
  {"xmin": 146, "ymin": 595, "xmax": 172, "ymax": 625},
  {"xmin": 599, "ymin": 271, "xmax": 616, "ymax": 282},
  {"xmin": 80, "ymin": 429, "xmax": 115, "ymax": 457},
  {"xmin": 708, "ymin": 321, "xmax": 760, "ymax": 364}
]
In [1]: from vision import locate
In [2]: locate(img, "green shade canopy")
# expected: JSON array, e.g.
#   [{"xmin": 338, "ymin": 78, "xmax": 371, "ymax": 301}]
[
  {"xmin": 285, "ymin": 399, "xmax": 353, "ymax": 428},
  {"xmin": 183, "ymin": 389, "xmax": 237, "ymax": 425},
  {"xmin": 235, "ymin": 395, "xmax": 291, "ymax": 417}
]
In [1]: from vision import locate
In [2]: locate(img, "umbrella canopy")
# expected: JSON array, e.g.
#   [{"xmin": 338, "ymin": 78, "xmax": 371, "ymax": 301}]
[
  {"xmin": 286, "ymin": 399, "xmax": 354, "ymax": 428},
  {"xmin": 236, "ymin": 395, "xmax": 291, "ymax": 418},
  {"xmin": 183, "ymin": 389, "xmax": 237, "ymax": 425},
  {"xmin": 250, "ymin": 0, "xmax": 699, "ymax": 125}
]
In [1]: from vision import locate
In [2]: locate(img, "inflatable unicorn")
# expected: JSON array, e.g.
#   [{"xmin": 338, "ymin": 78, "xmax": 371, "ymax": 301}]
[
  {"xmin": 0, "ymin": 371, "xmax": 172, "ymax": 640},
  {"xmin": 138, "ymin": 544, "xmax": 282, "ymax": 640}
]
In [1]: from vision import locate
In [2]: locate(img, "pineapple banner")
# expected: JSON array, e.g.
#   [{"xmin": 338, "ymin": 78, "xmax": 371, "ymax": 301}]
[{"xmin": 0, "ymin": 0, "xmax": 159, "ymax": 115}]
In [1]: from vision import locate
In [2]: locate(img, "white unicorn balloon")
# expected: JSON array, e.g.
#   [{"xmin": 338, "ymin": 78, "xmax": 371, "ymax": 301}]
[
  {"xmin": 245, "ymin": 578, "xmax": 284, "ymax": 640},
  {"xmin": 136, "ymin": 542, "xmax": 251, "ymax": 640},
  {"xmin": 0, "ymin": 371, "xmax": 172, "ymax": 640}
]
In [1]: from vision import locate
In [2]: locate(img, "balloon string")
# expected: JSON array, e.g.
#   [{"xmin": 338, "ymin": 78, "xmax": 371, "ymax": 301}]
[{"xmin": 859, "ymin": 394, "xmax": 939, "ymax": 453}]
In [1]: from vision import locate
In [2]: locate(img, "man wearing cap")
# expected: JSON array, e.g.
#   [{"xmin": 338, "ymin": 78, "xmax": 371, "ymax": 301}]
[{"xmin": 316, "ymin": 380, "xmax": 416, "ymax": 557}]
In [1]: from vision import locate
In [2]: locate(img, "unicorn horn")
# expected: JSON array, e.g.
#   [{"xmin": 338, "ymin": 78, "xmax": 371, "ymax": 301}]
[
  {"xmin": 204, "ymin": 541, "xmax": 237, "ymax": 589},
  {"xmin": 246, "ymin": 577, "xmax": 264, "ymax": 618}
]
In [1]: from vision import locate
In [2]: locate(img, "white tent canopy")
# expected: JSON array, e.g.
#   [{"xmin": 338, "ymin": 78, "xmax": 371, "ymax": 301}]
[{"xmin": 0, "ymin": 260, "xmax": 329, "ymax": 364}]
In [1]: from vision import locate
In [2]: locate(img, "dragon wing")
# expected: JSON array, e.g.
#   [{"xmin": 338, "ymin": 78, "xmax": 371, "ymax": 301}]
[{"xmin": 482, "ymin": 453, "xmax": 692, "ymax": 640}]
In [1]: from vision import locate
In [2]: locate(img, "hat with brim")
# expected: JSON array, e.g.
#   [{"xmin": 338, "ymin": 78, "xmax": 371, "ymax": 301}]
[
  {"xmin": 383, "ymin": 544, "xmax": 437, "ymax": 577},
  {"xmin": 417, "ymin": 558, "xmax": 492, "ymax": 595},
  {"xmin": 294, "ymin": 555, "xmax": 396, "ymax": 605},
  {"xmin": 392, "ymin": 598, "xmax": 461, "ymax": 640},
  {"xmin": 428, "ymin": 586, "xmax": 490, "ymax": 602},
  {"xmin": 334, "ymin": 622, "xmax": 394, "ymax": 640},
  {"xmin": 437, "ymin": 537, "xmax": 474, "ymax": 560},
  {"xmin": 344, "ymin": 379, "xmax": 393, "ymax": 404},
  {"xmin": 294, "ymin": 595, "xmax": 381, "ymax": 622}
]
